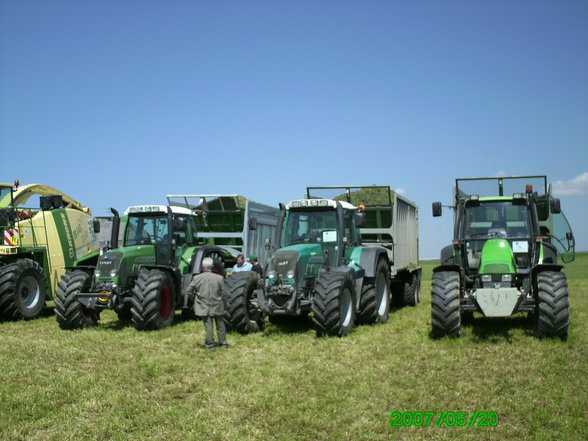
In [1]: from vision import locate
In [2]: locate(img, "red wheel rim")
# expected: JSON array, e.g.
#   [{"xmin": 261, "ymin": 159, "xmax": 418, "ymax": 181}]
[{"xmin": 160, "ymin": 285, "xmax": 172, "ymax": 319}]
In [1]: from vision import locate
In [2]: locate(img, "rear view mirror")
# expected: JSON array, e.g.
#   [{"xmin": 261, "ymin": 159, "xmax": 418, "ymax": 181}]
[
  {"xmin": 432, "ymin": 202, "xmax": 442, "ymax": 217},
  {"xmin": 173, "ymin": 218, "xmax": 185, "ymax": 231},
  {"xmin": 93, "ymin": 219, "xmax": 101, "ymax": 233},
  {"xmin": 551, "ymin": 198, "xmax": 561, "ymax": 214},
  {"xmin": 354, "ymin": 212, "xmax": 365, "ymax": 228}
]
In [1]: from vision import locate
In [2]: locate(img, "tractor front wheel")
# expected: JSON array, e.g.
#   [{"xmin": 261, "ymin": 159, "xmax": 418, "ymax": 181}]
[
  {"xmin": 55, "ymin": 270, "xmax": 99, "ymax": 329},
  {"xmin": 224, "ymin": 272, "xmax": 263, "ymax": 334},
  {"xmin": 535, "ymin": 271, "xmax": 569, "ymax": 340},
  {"xmin": 311, "ymin": 272, "xmax": 356, "ymax": 337},
  {"xmin": 431, "ymin": 271, "xmax": 461, "ymax": 338},
  {"xmin": 0, "ymin": 259, "xmax": 47, "ymax": 320},
  {"xmin": 131, "ymin": 269, "xmax": 176, "ymax": 331}
]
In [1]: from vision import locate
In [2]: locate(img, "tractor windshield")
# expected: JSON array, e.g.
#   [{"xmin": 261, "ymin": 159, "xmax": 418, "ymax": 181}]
[
  {"xmin": 124, "ymin": 215, "xmax": 170, "ymax": 246},
  {"xmin": 464, "ymin": 202, "xmax": 530, "ymax": 240},
  {"xmin": 283, "ymin": 210, "xmax": 338, "ymax": 246}
]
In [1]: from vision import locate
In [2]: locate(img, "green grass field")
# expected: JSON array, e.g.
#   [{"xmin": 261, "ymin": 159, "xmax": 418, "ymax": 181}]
[{"xmin": 1, "ymin": 254, "xmax": 587, "ymax": 441}]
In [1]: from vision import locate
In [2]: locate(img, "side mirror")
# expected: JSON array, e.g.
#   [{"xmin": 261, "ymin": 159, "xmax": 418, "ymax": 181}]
[
  {"xmin": 354, "ymin": 212, "xmax": 365, "ymax": 228},
  {"xmin": 173, "ymin": 217, "xmax": 185, "ymax": 231},
  {"xmin": 551, "ymin": 198, "xmax": 561, "ymax": 214},
  {"xmin": 93, "ymin": 219, "xmax": 101, "ymax": 233},
  {"xmin": 249, "ymin": 217, "xmax": 258, "ymax": 230},
  {"xmin": 432, "ymin": 202, "xmax": 442, "ymax": 217}
]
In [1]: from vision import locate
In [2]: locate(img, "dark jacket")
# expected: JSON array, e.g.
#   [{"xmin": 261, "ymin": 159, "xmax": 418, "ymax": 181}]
[{"xmin": 187, "ymin": 271, "xmax": 226, "ymax": 317}]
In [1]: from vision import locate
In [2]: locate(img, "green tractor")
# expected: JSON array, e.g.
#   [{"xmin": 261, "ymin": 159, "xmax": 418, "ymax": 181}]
[
  {"xmin": 55, "ymin": 204, "xmax": 236, "ymax": 330},
  {"xmin": 431, "ymin": 176, "xmax": 575, "ymax": 340},
  {"xmin": 0, "ymin": 181, "xmax": 101, "ymax": 320},
  {"xmin": 224, "ymin": 186, "xmax": 421, "ymax": 337}
]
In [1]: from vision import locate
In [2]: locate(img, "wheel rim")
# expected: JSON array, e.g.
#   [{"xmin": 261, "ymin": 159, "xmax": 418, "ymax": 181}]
[
  {"xmin": 19, "ymin": 275, "xmax": 41, "ymax": 309},
  {"xmin": 160, "ymin": 285, "xmax": 172, "ymax": 319},
  {"xmin": 376, "ymin": 271, "xmax": 389, "ymax": 316},
  {"xmin": 340, "ymin": 287, "xmax": 353, "ymax": 327}
]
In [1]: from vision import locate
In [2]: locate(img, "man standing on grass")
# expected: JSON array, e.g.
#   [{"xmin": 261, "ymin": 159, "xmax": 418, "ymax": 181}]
[{"xmin": 187, "ymin": 257, "xmax": 229, "ymax": 351}]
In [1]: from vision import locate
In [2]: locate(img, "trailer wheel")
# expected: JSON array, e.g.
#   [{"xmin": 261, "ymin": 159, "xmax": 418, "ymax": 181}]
[
  {"xmin": 535, "ymin": 271, "xmax": 569, "ymax": 340},
  {"xmin": 404, "ymin": 272, "xmax": 421, "ymax": 307},
  {"xmin": 131, "ymin": 269, "xmax": 175, "ymax": 331},
  {"xmin": 311, "ymin": 272, "xmax": 355, "ymax": 337},
  {"xmin": 0, "ymin": 259, "xmax": 47, "ymax": 320},
  {"xmin": 224, "ymin": 272, "xmax": 263, "ymax": 334},
  {"xmin": 357, "ymin": 260, "xmax": 390, "ymax": 324},
  {"xmin": 55, "ymin": 270, "xmax": 99, "ymax": 329},
  {"xmin": 431, "ymin": 271, "xmax": 461, "ymax": 338}
]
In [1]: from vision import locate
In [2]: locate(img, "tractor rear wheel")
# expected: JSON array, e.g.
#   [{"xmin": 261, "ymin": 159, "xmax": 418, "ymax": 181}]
[
  {"xmin": 224, "ymin": 272, "xmax": 263, "ymax": 334},
  {"xmin": 404, "ymin": 272, "xmax": 421, "ymax": 307},
  {"xmin": 535, "ymin": 271, "xmax": 569, "ymax": 340},
  {"xmin": 131, "ymin": 269, "xmax": 175, "ymax": 331},
  {"xmin": 357, "ymin": 260, "xmax": 390, "ymax": 325},
  {"xmin": 55, "ymin": 270, "xmax": 99, "ymax": 329},
  {"xmin": 0, "ymin": 259, "xmax": 47, "ymax": 320},
  {"xmin": 431, "ymin": 271, "xmax": 461, "ymax": 338},
  {"xmin": 311, "ymin": 272, "xmax": 355, "ymax": 337}
]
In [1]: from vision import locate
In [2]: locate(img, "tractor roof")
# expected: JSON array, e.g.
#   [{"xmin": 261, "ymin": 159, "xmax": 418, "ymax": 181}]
[
  {"xmin": 124, "ymin": 205, "xmax": 195, "ymax": 216},
  {"xmin": 286, "ymin": 199, "xmax": 356, "ymax": 210}
]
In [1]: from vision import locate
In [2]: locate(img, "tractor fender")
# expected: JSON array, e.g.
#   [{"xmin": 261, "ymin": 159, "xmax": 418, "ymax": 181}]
[
  {"xmin": 358, "ymin": 247, "xmax": 389, "ymax": 278},
  {"xmin": 188, "ymin": 246, "xmax": 233, "ymax": 276}
]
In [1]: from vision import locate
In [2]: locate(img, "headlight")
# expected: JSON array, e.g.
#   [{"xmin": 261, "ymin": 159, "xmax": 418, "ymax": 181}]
[
  {"xmin": 268, "ymin": 271, "xmax": 276, "ymax": 279},
  {"xmin": 287, "ymin": 270, "xmax": 295, "ymax": 279},
  {"xmin": 110, "ymin": 269, "xmax": 118, "ymax": 277},
  {"xmin": 481, "ymin": 274, "xmax": 492, "ymax": 282},
  {"xmin": 95, "ymin": 268, "xmax": 102, "ymax": 277},
  {"xmin": 501, "ymin": 274, "xmax": 513, "ymax": 282}
]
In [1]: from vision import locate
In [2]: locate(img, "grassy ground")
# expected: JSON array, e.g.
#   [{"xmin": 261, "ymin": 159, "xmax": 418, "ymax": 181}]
[{"xmin": 1, "ymin": 254, "xmax": 586, "ymax": 441}]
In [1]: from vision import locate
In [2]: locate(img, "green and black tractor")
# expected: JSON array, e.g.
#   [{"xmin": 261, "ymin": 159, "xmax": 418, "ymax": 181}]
[
  {"xmin": 224, "ymin": 186, "xmax": 421, "ymax": 337},
  {"xmin": 55, "ymin": 204, "xmax": 236, "ymax": 330},
  {"xmin": 431, "ymin": 176, "xmax": 575, "ymax": 340}
]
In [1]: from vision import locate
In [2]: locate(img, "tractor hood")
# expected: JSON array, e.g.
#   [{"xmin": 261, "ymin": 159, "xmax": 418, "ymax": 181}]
[
  {"xmin": 478, "ymin": 239, "xmax": 516, "ymax": 275},
  {"xmin": 95, "ymin": 245, "xmax": 156, "ymax": 284},
  {"xmin": 267, "ymin": 244, "xmax": 323, "ymax": 285}
]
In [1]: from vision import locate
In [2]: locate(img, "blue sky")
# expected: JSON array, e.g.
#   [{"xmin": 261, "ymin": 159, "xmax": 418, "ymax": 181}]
[{"xmin": 1, "ymin": 0, "xmax": 587, "ymax": 258}]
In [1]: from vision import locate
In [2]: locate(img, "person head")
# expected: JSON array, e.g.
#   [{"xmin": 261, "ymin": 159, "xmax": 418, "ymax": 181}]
[
  {"xmin": 249, "ymin": 254, "xmax": 258, "ymax": 264},
  {"xmin": 201, "ymin": 257, "xmax": 214, "ymax": 272},
  {"xmin": 236, "ymin": 254, "xmax": 246, "ymax": 267}
]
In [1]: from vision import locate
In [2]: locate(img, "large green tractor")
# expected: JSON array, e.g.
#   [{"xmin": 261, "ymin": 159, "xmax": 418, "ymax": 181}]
[
  {"xmin": 431, "ymin": 176, "xmax": 575, "ymax": 340},
  {"xmin": 55, "ymin": 204, "xmax": 236, "ymax": 330},
  {"xmin": 224, "ymin": 186, "xmax": 421, "ymax": 337},
  {"xmin": 0, "ymin": 181, "xmax": 101, "ymax": 320}
]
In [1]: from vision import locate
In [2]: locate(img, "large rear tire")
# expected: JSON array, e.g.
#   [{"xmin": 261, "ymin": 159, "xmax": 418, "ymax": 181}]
[
  {"xmin": 224, "ymin": 272, "xmax": 263, "ymax": 334},
  {"xmin": 55, "ymin": 270, "xmax": 99, "ymax": 329},
  {"xmin": 431, "ymin": 271, "xmax": 461, "ymax": 338},
  {"xmin": 311, "ymin": 272, "xmax": 355, "ymax": 337},
  {"xmin": 0, "ymin": 259, "xmax": 46, "ymax": 320},
  {"xmin": 535, "ymin": 271, "xmax": 569, "ymax": 340},
  {"xmin": 131, "ymin": 269, "xmax": 175, "ymax": 331},
  {"xmin": 357, "ymin": 260, "xmax": 390, "ymax": 325}
]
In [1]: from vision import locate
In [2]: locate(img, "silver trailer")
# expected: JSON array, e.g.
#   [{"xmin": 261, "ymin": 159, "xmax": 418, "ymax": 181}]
[{"xmin": 166, "ymin": 194, "xmax": 279, "ymax": 267}]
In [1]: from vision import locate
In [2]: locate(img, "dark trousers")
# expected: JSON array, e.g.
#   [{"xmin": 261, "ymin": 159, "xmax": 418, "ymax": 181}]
[{"xmin": 203, "ymin": 316, "xmax": 227, "ymax": 347}]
